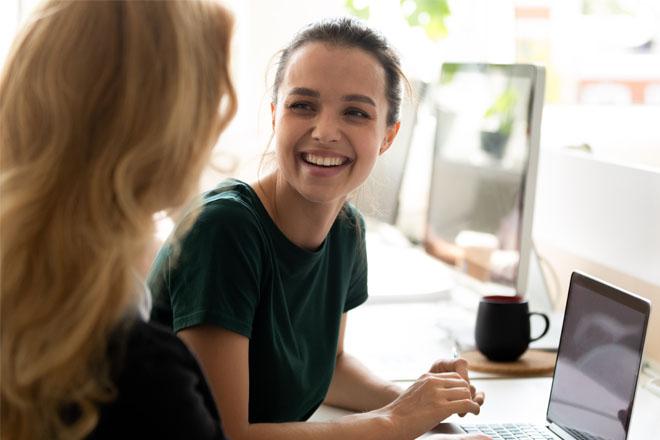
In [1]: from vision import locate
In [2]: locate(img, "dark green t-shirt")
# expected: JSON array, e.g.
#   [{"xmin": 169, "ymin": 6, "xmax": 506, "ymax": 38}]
[{"xmin": 148, "ymin": 179, "xmax": 368, "ymax": 423}]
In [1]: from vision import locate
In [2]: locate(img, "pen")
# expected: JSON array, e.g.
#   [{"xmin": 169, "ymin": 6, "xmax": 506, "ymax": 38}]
[{"xmin": 452, "ymin": 341, "xmax": 459, "ymax": 359}]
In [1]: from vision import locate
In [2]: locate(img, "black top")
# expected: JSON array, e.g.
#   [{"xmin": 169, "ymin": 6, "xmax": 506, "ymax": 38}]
[{"xmin": 88, "ymin": 319, "xmax": 227, "ymax": 439}]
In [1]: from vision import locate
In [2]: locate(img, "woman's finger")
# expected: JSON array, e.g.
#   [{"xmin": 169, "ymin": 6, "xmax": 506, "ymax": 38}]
[
  {"xmin": 439, "ymin": 387, "xmax": 473, "ymax": 402},
  {"xmin": 443, "ymin": 398, "xmax": 482, "ymax": 416}
]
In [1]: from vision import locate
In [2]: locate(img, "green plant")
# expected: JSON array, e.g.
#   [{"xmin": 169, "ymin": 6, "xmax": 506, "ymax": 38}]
[
  {"xmin": 483, "ymin": 87, "xmax": 518, "ymax": 135},
  {"xmin": 344, "ymin": 0, "xmax": 451, "ymax": 41},
  {"xmin": 400, "ymin": 0, "xmax": 451, "ymax": 40},
  {"xmin": 480, "ymin": 87, "xmax": 519, "ymax": 160}
]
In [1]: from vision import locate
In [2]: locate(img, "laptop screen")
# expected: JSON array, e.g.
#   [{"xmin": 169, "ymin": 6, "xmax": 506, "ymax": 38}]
[{"xmin": 547, "ymin": 272, "xmax": 650, "ymax": 440}]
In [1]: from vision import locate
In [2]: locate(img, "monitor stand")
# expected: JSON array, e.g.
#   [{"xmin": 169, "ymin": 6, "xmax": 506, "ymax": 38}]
[
  {"xmin": 525, "ymin": 246, "xmax": 554, "ymax": 314},
  {"xmin": 526, "ymin": 247, "xmax": 564, "ymax": 351}
]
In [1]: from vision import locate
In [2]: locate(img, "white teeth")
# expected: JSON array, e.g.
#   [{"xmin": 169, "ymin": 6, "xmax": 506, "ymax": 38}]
[{"xmin": 303, "ymin": 153, "xmax": 347, "ymax": 167}]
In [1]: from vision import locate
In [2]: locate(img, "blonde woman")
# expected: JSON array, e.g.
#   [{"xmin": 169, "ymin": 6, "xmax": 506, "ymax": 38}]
[{"xmin": 1, "ymin": 1, "xmax": 236, "ymax": 439}]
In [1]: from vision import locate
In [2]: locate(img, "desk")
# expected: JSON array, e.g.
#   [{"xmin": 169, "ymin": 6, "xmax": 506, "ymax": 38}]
[
  {"xmin": 343, "ymin": 289, "xmax": 563, "ymax": 381},
  {"xmin": 310, "ymin": 373, "xmax": 660, "ymax": 439},
  {"xmin": 327, "ymin": 239, "xmax": 658, "ymax": 437},
  {"xmin": 339, "ymin": 220, "xmax": 660, "ymax": 438},
  {"xmin": 327, "ymin": 290, "xmax": 659, "ymax": 438}
]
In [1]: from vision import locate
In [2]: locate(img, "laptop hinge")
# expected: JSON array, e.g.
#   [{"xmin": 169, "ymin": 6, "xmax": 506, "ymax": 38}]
[{"xmin": 547, "ymin": 423, "xmax": 574, "ymax": 440}]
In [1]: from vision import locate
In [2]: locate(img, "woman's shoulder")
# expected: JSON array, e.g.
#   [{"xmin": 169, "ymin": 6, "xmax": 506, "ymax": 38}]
[
  {"xmin": 117, "ymin": 319, "xmax": 198, "ymax": 369},
  {"xmin": 123, "ymin": 318, "xmax": 182, "ymax": 346},
  {"xmin": 335, "ymin": 202, "xmax": 366, "ymax": 237},
  {"xmin": 341, "ymin": 202, "xmax": 365, "ymax": 223},
  {"xmin": 203, "ymin": 179, "xmax": 259, "ymax": 212},
  {"xmin": 195, "ymin": 178, "xmax": 266, "ymax": 229},
  {"xmin": 91, "ymin": 319, "xmax": 225, "ymax": 439}
]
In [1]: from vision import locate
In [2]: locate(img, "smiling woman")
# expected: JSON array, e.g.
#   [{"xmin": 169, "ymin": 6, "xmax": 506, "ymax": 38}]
[
  {"xmin": 270, "ymin": 42, "xmax": 396, "ymax": 208},
  {"xmin": 148, "ymin": 17, "xmax": 487, "ymax": 440}
]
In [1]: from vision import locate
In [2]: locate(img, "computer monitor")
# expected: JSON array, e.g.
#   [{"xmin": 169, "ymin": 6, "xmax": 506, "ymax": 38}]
[
  {"xmin": 425, "ymin": 63, "xmax": 545, "ymax": 295},
  {"xmin": 354, "ymin": 81, "xmax": 428, "ymax": 225}
]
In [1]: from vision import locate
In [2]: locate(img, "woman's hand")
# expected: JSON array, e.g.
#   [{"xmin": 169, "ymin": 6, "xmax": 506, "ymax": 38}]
[
  {"xmin": 378, "ymin": 372, "xmax": 482, "ymax": 439},
  {"xmin": 429, "ymin": 358, "xmax": 485, "ymax": 409}
]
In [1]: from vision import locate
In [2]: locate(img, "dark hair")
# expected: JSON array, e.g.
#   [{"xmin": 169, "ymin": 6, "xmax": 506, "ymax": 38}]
[{"xmin": 272, "ymin": 16, "xmax": 406, "ymax": 126}]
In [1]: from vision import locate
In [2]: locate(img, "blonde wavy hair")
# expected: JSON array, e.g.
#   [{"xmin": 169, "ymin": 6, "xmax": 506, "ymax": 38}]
[{"xmin": 0, "ymin": 1, "xmax": 237, "ymax": 439}]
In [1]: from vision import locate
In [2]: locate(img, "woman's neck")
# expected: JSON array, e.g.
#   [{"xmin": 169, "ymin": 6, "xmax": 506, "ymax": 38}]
[{"xmin": 252, "ymin": 172, "xmax": 345, "ymax": 251}]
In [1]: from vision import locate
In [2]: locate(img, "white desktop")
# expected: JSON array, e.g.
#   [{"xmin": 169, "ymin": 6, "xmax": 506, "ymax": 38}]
[
  {"xmin": 358, "ymin": 63, "xmax": 550, "ymax": 309},
  {"xmin": 358, "ymin": 63, "xmax": 559, "ymax": 380}
]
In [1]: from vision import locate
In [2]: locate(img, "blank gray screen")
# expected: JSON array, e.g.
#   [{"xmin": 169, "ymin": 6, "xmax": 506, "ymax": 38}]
[{"xmin": 547, "ymin": 283, "xmax": 646, "ymax": 440}]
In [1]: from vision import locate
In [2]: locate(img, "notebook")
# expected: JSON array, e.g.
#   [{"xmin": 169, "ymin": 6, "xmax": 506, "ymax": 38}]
[{"xmin": 435, "ymin": 271, "xmax": 651, "ymax": 440}]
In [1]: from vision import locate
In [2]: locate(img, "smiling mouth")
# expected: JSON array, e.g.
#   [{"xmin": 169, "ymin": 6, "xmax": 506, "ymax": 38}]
[{"xmin": 301, "ymin": 153, "xmax": 350, "ymax": 167}]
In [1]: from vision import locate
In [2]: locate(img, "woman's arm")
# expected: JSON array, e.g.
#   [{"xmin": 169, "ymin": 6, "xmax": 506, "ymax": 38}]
[
  {"xmin": 178, "ymin": 326, "xmax": 392, "ymax": 440},
  {"xmin": 179, "ymin": 325, "xmax": 484, "ymax": 440},
  {"xmin": 324, "ymin": 314, "xmax": 403, "ymax": 412},
  {"xmin": 323, "ymin": 315, "xmax": 485, "ymax": 413}
]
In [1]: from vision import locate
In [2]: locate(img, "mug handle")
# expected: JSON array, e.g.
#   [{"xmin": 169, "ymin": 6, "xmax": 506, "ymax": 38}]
[{"xmin": 529, "ymin": 312, "xmax": 550, "ymax": 342}]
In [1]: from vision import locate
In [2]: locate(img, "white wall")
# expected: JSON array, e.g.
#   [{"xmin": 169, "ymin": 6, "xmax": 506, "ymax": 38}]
[
  {"xmin": 541, "ymin": 104, "xmax": 660, "ymax": 169},
  {"xmin": 533, "ymin": 149, "xmax": 660, "ymax": 361},
  {"xmin": 0, "ymin": 1, "xmax": 19, "ymax": 66},
  {"xmin": 534, "ymin": 150, "xmax": 660, "ymax": 287}
]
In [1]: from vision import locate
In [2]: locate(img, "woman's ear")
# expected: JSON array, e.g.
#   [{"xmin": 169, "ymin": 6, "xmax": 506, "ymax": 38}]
[
  {"xmin": 379, "ymin": 121, "xmax": 401, "ymax": 155},
  {"xmin": 271, "ymin": 102, "xmax": 276, "ymax": 130}
]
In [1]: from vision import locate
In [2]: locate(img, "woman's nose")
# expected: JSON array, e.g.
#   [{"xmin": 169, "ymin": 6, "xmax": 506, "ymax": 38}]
[{"xmin": 311, "ymin": 112, "xmax": 340, "ymax": 143}]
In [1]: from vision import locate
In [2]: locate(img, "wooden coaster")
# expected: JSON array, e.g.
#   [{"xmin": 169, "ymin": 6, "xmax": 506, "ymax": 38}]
[{"xmin": 461, "ymin": 349, "xmax": 557, "ymax": 376}]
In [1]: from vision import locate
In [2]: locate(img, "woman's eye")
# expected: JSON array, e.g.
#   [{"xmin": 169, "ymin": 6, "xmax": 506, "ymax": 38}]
[
  {"xmin": 287, "ymin": 101, "xmax": 315, "ymax": 113},
  {"xmin": 345, "ymin": 108, "xmax": 370, "ymax": 119}
]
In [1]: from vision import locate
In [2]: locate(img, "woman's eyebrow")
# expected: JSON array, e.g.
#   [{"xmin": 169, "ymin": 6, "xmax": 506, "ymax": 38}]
[
  {"xmin": 288, "ymin": 87, "xmax": 320, "ymax": 98},
  {"xmin": 287, "ymin": 88, "xmax": 376, "ymax": 107},
  {"xmin": 342, "ymin": 94, "xmax": 376, "ymax": 107}
]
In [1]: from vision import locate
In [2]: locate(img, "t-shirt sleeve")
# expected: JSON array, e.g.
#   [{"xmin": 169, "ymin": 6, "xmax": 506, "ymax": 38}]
[
  {"xmin": 344, "ymin": 209, "xmax": 368, "ymax": 312},
  {"xmin": 165, "ymin": 199, "xmax": 265, "ymax": 337}
]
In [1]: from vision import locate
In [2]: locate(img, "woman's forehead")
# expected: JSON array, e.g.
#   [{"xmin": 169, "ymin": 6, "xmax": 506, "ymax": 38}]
[{"xmin": 280, "ymin": 42, "xmax": 387, "ymax": 102}]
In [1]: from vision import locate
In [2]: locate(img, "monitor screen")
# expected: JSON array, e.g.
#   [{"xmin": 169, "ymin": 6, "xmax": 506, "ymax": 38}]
[
  {"xmin": 425, "ymin": 63, "xmax": 543, "ymax": 290},
  {"xmin": 547, "ymin": 273, "xmax": 649, "ymax": 440}
]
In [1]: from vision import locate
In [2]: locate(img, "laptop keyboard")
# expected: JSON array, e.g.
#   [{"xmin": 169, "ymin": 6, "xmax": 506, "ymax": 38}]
[{"xmin": 461, "ymin": 423, "xmax": 556, "ymax": 439}]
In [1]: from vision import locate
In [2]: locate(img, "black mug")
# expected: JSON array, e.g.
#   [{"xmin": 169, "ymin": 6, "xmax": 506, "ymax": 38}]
[{"xmin": 475, "ymin": 295, "xmax": 549, "ymax": 362}]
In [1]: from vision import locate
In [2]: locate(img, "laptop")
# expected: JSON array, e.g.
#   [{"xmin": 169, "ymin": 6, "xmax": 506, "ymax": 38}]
[{"xmin": 435, "ymin": 271, "xmax": 651, "ymax": 440}]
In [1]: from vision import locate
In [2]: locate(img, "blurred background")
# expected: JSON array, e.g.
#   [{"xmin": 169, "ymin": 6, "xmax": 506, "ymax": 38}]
[
  {"xmin": 4, "ymin": 0, "xmax": 658, "ymax": 173},
  {"xmin": 2, "ymin": 0, "xmax": 659, "ymax": 359}
]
